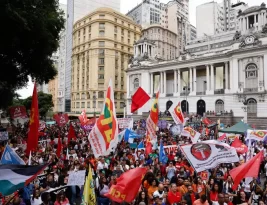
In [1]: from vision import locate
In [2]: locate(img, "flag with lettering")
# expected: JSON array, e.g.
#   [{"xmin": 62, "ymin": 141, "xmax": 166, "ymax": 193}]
[
  {"xmin": 169, "ymin": 101, "xmax": 185, "ymax": 125},
  {"xmin": 181, "ymin": 127, "xmax": 201, "ymax": 143},
  {"xmin": 105, "ymin": 168, "xmax": 147, "ymax": 203},
  {"xmin": 88, "ymin": 79, "xmax": 118, "ymax": 158},
  {"xmin": 53, "ymin": 113, "xmax": 69, "ymax": 127},
  {"xmin": 146, "ymin": 90, "xmax": 159, "ymax": 142},
  {"xmin": 246, "ymin": 129, "xmax": 267, "ymax": 141},
  {"xmin": 26, "ymin": 83, "xmax": 39, "ymax": 155}
]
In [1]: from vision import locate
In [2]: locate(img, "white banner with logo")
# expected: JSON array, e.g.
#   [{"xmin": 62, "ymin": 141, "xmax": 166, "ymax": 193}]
[
  {"xmin": 180, "ymin": 140, "xmax": 239, "ymax": 172},
  {"xmin": 246, "ymin": 129, "xmax": 267, "ymax": 141},
  {"xmin": 218, "ymin": 132, "xmax": 240, "ymax": 142},
  {"xmin": 117, "ymin": 118, "xmax": 133, "ymax": 129}
]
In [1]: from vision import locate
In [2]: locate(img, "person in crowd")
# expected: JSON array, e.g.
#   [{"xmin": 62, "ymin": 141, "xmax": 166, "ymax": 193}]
[
  {"xmin": 167, "ymin": 183, "xmax": 182, "ymax": 205},
  {"xmin": 210, "ymin": 183, "xmax": 220, "ymax": 204},
  {"xmin": 193, "ymin": 194, "xmax": 209, "ymax": 205},
  {"xmin": 183, "ymin": 185, "xmax": 199, "ymax": 205},
  {"xmin": 148, "ymin": 179, "xmax": 159, "ymax": 204},
  {"xmin": 31, "ymin": 189, "xmax": 42, "ymax": 205},
  {"xmin": 166, "ymin": 162, "xmax": 176, "ymax": 180},
  {"xmin": 54, "ymin": 191, "xmax": 69, "ymax": 205},
  {"xmin": 97, "ymin": 177, "xmax": 110, "ymax": 205},
  {"xmin": 135, "ymin": 191, "xmax": 149, "ymax": 205},
  {"xmin": 193, "ymin": 177, "xmax": 206, "ymax": 197}
]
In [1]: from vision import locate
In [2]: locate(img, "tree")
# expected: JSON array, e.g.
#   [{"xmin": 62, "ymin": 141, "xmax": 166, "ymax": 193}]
[
  {"xmin": 0, "ymin": 0, "xmax": 65, "ymax": 108},
  {"xmin": 23, "ymin": 92, "xmax": 54, "ymax": 118}
]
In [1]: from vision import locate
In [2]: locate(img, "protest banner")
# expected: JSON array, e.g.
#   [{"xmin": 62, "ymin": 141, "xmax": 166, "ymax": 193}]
[
  {"xmin": 218, "ymin": 132, "xmax": 239, "ymax": 142},
  {"xmin": 117, "ymin": 118, "xmax": 133, "ymax": 129},
  {"xmin": 0, "ymin": 132, "xmax": 8, "ymax": 141},
  {"xmin": 67, "ymin": 170, "xmax": 86, "ymax": 186},
  {"xmin": 246, "ymin": 129, "xmax": 267, "ymax": 141},
  {"xmin": 159, "ymin": 145, "xmax": 178, "ymax": 155},
  {"xmin": 180, "ymin": 140, "xmax": 239, "ymax": 172},
  {"xmin": 37, "ymin": 173, "xmax": 48, "ymax": 187},
  {"xmin": 9, "ymin": 106, "xmax": 28, "ymax": 127}
]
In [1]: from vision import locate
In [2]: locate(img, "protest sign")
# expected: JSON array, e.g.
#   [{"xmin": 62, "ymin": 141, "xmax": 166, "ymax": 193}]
[
  {"xmin": 117, "ymin": 118, "xmax": 133, "ymax": 129},
  {"xmin": 0, "ymin": 132, "xmax": 8, "ymax": 141},
  {"xmin": 37, "ymin": 173, "xmax": 48, "ymax": 187},
  {"xmin": 159, "ymin": 145, "xmax": 178, "ymax": 155},
  {"xmin": 67, "ymin": 170, "xmax": 86, "ymax": 186}
]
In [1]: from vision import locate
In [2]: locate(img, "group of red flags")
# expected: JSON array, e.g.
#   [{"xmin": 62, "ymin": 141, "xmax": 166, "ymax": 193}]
[{"xmin": 27, "ymin": 83, "xmax": 76, "ymax": 158}]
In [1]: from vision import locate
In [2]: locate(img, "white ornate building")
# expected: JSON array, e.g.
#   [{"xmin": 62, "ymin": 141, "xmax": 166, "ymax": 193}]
[{"xmin": 126, "ymin": 3, "xmax": 267, "ymax": 128}]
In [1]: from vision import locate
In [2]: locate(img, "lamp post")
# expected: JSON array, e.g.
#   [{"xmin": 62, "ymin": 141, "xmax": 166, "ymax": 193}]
[{"xmin": 93, "ymin": 91, "xmax": 97, "ymax": 119}]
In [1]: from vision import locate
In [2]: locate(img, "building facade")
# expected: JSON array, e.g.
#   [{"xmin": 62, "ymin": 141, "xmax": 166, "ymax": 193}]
[
  {"xmin": 72, "ymin": 8, "xmax": 141, "ymax": 116},
  {"xmin": 196, "ymin": 1, "xmax": 249, "ymax": 38},
  {"xmin": 65, "ymin": 0, "xmax": 121, "ymax": 112},
  {"xmin": 127, "ymin": 4, "xmax": 267, "ymax": 128},
  {"xmin": 190, "ymin": 24, "xmax": 197, "ymax": 40},
  {"xmin": 136, "ymin": 25, "xmax": 178, "ymax": 60}
]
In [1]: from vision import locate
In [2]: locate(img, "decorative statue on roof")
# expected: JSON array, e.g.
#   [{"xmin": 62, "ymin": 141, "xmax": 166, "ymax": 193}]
[{"xmin": 233, "ymin": 31, "xmax": 242, "ymax": 41}]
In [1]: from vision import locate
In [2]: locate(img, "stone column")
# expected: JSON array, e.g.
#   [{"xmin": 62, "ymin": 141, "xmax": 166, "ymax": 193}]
[
  {"xmin": 243, "ymin": 18, "xmax": 246, "ymax": 32},
  {"xmin": 210, "ymin": 64, "xmax": 214, "ymax": 91},
  {"xmin": 193, "ymin": 67, "xmax": 197, "ymax": 92},
  {"xmin": 264, "ymin": 54, "xmax": 267, "ymax": 90},
  {"xmin": 127, "ymin": 75, "xmax": 130, "ymax": 97},
  {"xmin": 174, "ymin": 70, "xmax": 177, "ymax": 93},
  {"xmin": 259, "ymin": 56, "xmax": 264, "ymax": 91},
  {"xmin": 239, "ymin": 59, "xmax": 245, "ymax": 89},
  {"xmin": 189, "ymin": 67, "xmax": 193, "ymax": 92},
  {"xmin": 246, "ymin": 17, "xmax": 249, "ymax": 29},
  {"xmin": 177, "ymin": 70, "xmax": 181, "ymax": 95},
  {"xmin": 254, "ymin": 15, "xmax": 257, "ymax": 28},
  {"xmin": 150, "ymin": 73, "xmax": 153, "ymax": 94},
  {"xmin": 163, "ymin": 71, "xmax": 167, "ymax": 95},
  {"xmin": 206, "ymin": 65, "xmax": 210, "ymax": 92},
  {"xmin": 160, "ymin": 72, "xmax": 163, "ymax": 93},
  {"xmin": 229, "ymin": 60, "xmax": 233, "ymax": 92},
  {"xmin": 225, "ymin": 62, "xmax": 229, "ymax": 90}
]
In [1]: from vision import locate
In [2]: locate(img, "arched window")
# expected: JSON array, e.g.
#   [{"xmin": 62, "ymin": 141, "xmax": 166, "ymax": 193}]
[
  {"xmin": 166, "ymin": 100, "xmax": 173, "ymax": 111},
  {"xmin": 98, "ymin": 91, "xmax": 104, "ymax": 99},
  {"xmin": 133, "ymin": 78, "xmax": 139, "ymax": 89},
  {"xmin": 181, "ymin": 100, "xmax": 189, "ymax": 113},
  {"xmin": 247, "ymin": 98, "xmax": 257, "ymax": 114},
  {"xmin": 245, "ymin": 63, "xmax": 257, "ymax": 79},
  {"xmin": 120, "ymin": 93, "xmax": 124, "ymax": 99},
  {"xmin": 215, "ymin": 100, "xmax": 224, "ymax": 113}
]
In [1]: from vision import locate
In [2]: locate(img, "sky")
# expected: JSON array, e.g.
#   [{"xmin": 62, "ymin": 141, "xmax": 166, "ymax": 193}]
[{"xmin": 17, "ymin": 0, "xmax": 263, "ymax": 98}]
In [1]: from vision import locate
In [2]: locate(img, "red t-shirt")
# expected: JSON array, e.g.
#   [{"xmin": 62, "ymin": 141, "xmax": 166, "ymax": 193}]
[
  {"xmin": 167, "ymin": 191, "xmax": 182, "ymax": 204},
  {"xmin": 210, "ymin": 191, "xmax": 219, "ymax": 202},
  {"xmin": 190, "ymin": 193, "xmax": 196, "ymax": 204}
]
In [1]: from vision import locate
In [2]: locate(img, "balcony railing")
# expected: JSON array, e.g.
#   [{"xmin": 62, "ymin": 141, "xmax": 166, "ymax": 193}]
[
  {"xmin": 244, "ymin": 88, "xmax": 258, "ymax": 93},
  {"xmin": 180, "ymin": 92, "xmax": 189, "ymax": 96},
  {"xmin": 166, "ymin": 93, "xmax": 173, "ymax": 97},
  {"xmin": 214, "ymin": 89, "xmax": 225, "ymax": 94}
]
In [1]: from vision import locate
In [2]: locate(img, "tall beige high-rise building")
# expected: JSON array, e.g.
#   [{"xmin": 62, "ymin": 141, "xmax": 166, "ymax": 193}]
[{"xmin": 71, "ymin": 8, "xmax": 141, "ymax": 116}]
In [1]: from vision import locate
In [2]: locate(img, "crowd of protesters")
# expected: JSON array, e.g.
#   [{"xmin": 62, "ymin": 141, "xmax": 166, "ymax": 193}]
[{"xmin": 0, "ymin": 119, "xmax": 267, "ymax": 205}]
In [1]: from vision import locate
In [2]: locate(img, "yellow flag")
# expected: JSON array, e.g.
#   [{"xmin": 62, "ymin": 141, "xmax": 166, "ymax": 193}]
[{"xmin": 83, "ymin": 166, "xmax": 96, "ymax": 205}]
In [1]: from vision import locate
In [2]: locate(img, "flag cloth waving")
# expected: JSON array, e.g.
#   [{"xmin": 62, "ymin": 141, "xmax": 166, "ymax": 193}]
[
  {"xmin": 26, "ymin": 83, "xmax": 39, "ymax": 155},
  {"xmin": 181, "ymin": 127, "xmax": 201, "ymax": 143},
  {"xmin": 231, "ymin": 137, "xmax": 248, "ymax": 154},
  {"xmin": 67, "ymin": 123, "xmax": 77, "ymax": 144},
  {"xmin": 169, "ymin": 102, "xmax": 185, "ymax": 125},
  {"xmin": 159, "ymin": 140, "xmax": 168, "ymax": 164},
  {"xmin": 0, "ymin": 145, "xmax": 25, "ymax": 165},
  {"xmin": 88, "ymin": 79, "xmax": 118, "ymax": 157},
  {"xmin": 230, "ymin": 151, "xmax": 263, "ymax": 190},
  {"xmin": 0, "ymin": 164, "xmax": 48, "ymax": 196},
  {"xmin": 146, "ymin": 90, "xmax": 159, "ymax": 142},
  {"xmin": 82, "ymin": 166, "xmax": 96, "ymax": 205},
  {"xmin": 131, "ymin": 87, "xmax": 150, "ymax": 113},
  {"xmin": 105, "ymin": 168, "xmax": 147, "ymax": 203}
]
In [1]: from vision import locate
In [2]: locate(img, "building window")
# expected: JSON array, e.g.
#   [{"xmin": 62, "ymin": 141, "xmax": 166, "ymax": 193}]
[
  {"xmin": 133, "ymin": 78, "xmax": 139, "ymax": 89},
  {"xmin": 215, "ymin": 100, "xmax": 224, "ymax": 113},
  {"xmin": 99, "ymin": 41, "xmax": 105, "ymax": 47},
  {"xmin": 87, "ymin": 102, "xmax": 90, "ymax": 108},
  {"xmin": 120, "ymin": 102, "xmax": 125, "ymax": 109},
  {"xmin": 98, "ymin": 58, "xmax": 105, "ymax": 65},
  {"xmin": 98, "ymin": 74, "xmax": 104, "ymax": 79},
  {"xmin": 76, "ymin": 93, "xmax": 80, "ymax": 99},
  {"xmin": 99, "ymin": 30, "xmax": 105, "ymax": 36},
  {"xmin": 81, "ymin": 93, "xmax": 85, "ymax": 99},
  {"xmin": 245, "ymin": 63, "xmax": 258, "ymax": 79},
  {"xmin": 99, "ymin": 23, "xmax": 105, "ymax": 29},
  {"xmin": 98, "ymin": 91, "xmax": 104, "ymax": 98},
  {"xmin": 120, "ymin": 93, "xmax": 124, "ymax": 99},
  {"xmin": 98, "ymin": 66, "xmax": 104, "ymax": 71},
  {"xmin": 99, "ymin": 14, "xmax": 105, "ymax": 18},
  {"xmin": 98, "ymin": 101, "xmax": 104, "ymax": 109},
  {"xmin": 76, "ymin": 102, "xmax": 80, "ymax": 108},
  {"xmin": 99, "ymin": 49, "xmax": 105, "ymax": 56},
  {"xmin": 81, "ymin": 102, "xmax": 85, "ymax": 108},
  {"xmin": 247, "ymin": 98, "xmax": 257, "ymax": 114}
]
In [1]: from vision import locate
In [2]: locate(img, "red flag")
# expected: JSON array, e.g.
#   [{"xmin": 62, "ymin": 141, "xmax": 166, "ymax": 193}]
[
  {"xmin": 145, "ymin": 135, "xmax": 152, "ymax": 156},
  {"xmin": 53, "ymin": 113, "xmax": 69, "ymax": 127},
  {"xmin": 231, "ymin": 138, "xmax": 248, "ymax": 154},
  {"xmin": 26, "ymin": 83, "xmax": 39, "ymax": 155},
  {"xmin": 230, "ymin": 151, "xmax": 263, "ymax": 190},
  {"xmin": 131, "ymin": 87, "xmax": 150, "ymax": 113},
  {"xmin": 218, "ymin": 133, "xmax": 227, "ymax": 141},
  {"xmin": 68, "ymin": 124, "xmax": 76, "ymax": 144},
  {"xmin": 105, "ymin": 168, "xmax": 147, "ymax": 203},
  {"xmin": 202, "ymin": 117, "xmax": 213, "ymax": 126},
  {"xmin": 56, "ymin": 137, "xmax": 62, "ymax": 158}
]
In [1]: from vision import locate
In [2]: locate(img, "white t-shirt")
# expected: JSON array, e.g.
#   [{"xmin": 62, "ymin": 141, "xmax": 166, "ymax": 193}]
[{"xmin": 97, "ymin": 161, "xmax": 108, "ymax": 170}]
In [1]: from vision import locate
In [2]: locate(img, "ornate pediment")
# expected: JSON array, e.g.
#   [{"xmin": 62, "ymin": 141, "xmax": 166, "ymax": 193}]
[{"xmin": 239, "ymin": 34, "xmax": 262, "ymax": 48}]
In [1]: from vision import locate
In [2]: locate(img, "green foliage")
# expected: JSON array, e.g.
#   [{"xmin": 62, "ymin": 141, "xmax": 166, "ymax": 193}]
[
  {"xmin": 0, "ymin": 0, "xmax": 65, "ymax": 109},
  {"xmin": 23, "ymin": 92, "xmax": 54, "ymax": 118}
]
